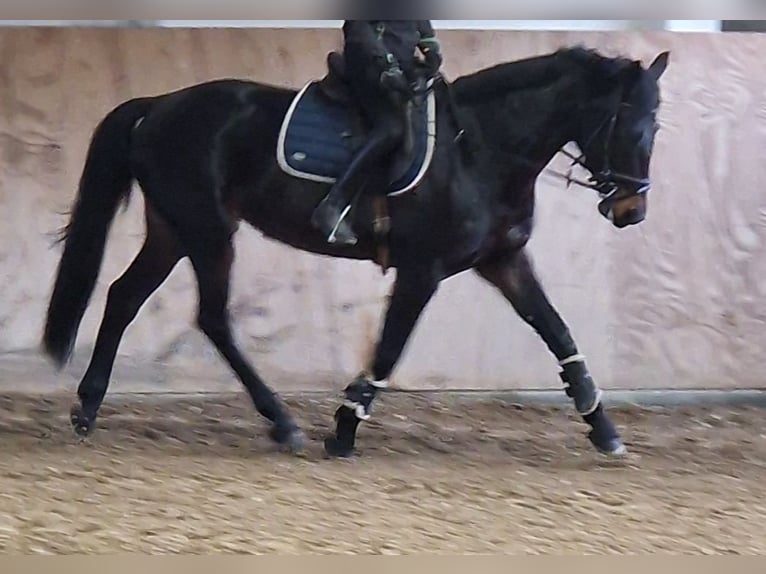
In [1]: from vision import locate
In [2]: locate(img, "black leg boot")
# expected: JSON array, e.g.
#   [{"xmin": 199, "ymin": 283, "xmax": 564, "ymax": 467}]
[{"xmin": 324, "ymin": 373, "xmax": 381, "ymax": 458}]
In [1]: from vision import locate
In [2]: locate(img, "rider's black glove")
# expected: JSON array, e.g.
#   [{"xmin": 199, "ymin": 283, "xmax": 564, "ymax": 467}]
[{"xmin": 380, "ymin": 66, "xmax": 413, "ymax": 97}]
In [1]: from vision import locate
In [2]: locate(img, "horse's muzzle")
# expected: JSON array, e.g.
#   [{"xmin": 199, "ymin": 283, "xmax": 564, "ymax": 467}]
[{"xmin": 599, "ymin": 189, "xmax": 648, "ymax": 228}]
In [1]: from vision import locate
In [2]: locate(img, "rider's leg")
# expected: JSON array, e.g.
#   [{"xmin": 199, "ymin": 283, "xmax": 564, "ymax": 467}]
[
  {"xmin": 311, "ymin": 113, "xmax": 403, "ymax": 245},
  {"xmin": 312, "ymin": 50, "xmax": 405, "ymax": 246}
]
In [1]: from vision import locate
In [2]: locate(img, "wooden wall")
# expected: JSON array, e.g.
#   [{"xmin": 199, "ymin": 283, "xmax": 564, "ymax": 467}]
[{"xmin": 1, "ymin": 28, "xmax": 764, "ymax": 393}]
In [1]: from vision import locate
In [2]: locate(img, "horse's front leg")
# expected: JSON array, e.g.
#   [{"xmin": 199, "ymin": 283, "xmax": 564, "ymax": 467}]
[
  {"xmin": 324, "ymin": 265, "xmax": 440, "ymax": 458},
  {"xmin": 475, "ymin": 247, "xmax": 626, "ymax": 456}
]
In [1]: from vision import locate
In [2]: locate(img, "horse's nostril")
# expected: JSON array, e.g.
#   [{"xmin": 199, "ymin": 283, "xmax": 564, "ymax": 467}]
[{"xmin": 621, "ymin": 207, "xmax": 644, "ymax": 225}]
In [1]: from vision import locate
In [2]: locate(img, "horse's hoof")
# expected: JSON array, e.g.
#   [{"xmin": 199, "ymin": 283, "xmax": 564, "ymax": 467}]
[
  {"xmin": 269, "ymin": 424, "xmax": 306, "ymax": 455},
  {"xmin": 70, "ymin": 404, "xmax": 95, "ymax": 437},
  {"xmin": 284, "ymin": 430, "xmax": 307, "ymax": 456},
  {"xmin": 588, "ymin": 431, "xmax": 628, "ymax": 458},
  {"xmin": 323, "ymin": 434, "xmax": 355, "ymax": 459}
]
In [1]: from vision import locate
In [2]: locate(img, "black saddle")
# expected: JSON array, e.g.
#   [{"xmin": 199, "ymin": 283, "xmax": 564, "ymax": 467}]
[
  {"xmin": 318, "ymin": 51, "xmax": 354, "ymax": 105},
  {"xmin": 315, "ymin": 51, "xmax": 432, "ymax": 177}
]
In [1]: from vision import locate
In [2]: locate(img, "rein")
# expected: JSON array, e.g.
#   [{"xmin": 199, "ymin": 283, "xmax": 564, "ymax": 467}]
[
  {"xmin": 414, "ymin": 74, "xmax": 651, "ymax": 207},
  {"xmin": 542, "ymin": 100, "xmax": 651, "ymax": 202}
]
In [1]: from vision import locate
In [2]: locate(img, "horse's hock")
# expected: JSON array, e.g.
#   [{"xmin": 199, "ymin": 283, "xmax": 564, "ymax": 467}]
[{"xmin": 1, "ymin": 27, "xmax": 766, "ymax": 395}]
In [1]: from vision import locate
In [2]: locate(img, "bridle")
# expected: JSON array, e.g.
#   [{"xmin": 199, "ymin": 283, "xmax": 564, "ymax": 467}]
[
  {"xmin": 547, "ymin": 97, "xmax": 652, "ymax": 206},
  {"xmin": 430, "ymin": 72, "xmax": 653, "ymax": 214}
]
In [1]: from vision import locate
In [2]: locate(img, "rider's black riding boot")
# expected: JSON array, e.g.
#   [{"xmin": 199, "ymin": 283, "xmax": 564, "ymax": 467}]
[
  {"xmin": 311, "ymin": 131, "xmax": 394, "ymax": 246},
  {"xmin": 311, "ymin": 183, "xmax": 358, "ymax": 246}
]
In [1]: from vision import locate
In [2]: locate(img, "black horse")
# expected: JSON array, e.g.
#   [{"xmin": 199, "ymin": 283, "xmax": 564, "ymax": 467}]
[{"xmin": 42, "ymin": 46, "xmax": 669, "ymax": 458}]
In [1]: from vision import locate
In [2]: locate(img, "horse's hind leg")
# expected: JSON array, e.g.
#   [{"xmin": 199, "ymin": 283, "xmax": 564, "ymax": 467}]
[
  {"xmin": 71, "ymin": 207, "xmax": 182, "ymax": 436},
  {"xmin": 475, "ymin": 246, "xmax": 626, "ymax": 457},
  {"xmin": 184, "ymin": 234, "xmax": 304, "ymax": 453}
]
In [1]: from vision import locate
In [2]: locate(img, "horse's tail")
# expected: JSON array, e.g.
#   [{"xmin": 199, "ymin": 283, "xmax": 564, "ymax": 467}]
[{"xmin": 43, "ymin": 96, "xmax": 154, "ymax": 369}]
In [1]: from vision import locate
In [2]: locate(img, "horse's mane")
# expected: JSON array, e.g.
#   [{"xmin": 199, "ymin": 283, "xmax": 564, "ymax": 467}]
[{"xmin": 452, "ymin": 46, "xmax": 635, "ymax": 104}]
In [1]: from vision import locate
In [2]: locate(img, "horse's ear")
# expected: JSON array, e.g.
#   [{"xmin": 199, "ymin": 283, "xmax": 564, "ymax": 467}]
[{"xmin": 648, "ymin": 51, "xmax": 670, "ymax": 82}]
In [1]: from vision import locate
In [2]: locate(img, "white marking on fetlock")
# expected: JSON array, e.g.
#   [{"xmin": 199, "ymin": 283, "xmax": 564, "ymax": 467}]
[
  {"xmin": 609, "ymin": 443, "xmax": 628, "ymax": 457},
  {"xmin": 356, "ymin": 371, "xmax": 386, "ymax": 389},
  {"xmin": 559, "ymin": 354, "xmax": 586, "ymax": 367},
  {"xmin": 343, "ymin": 400, "xmax": 370, "ymax": 421}
]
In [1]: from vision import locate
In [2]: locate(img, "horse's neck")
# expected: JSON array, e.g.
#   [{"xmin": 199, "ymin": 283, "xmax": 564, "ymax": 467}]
[{"xmin": 463, "ymin": 75, "xmax": 582, "ymax": 184}]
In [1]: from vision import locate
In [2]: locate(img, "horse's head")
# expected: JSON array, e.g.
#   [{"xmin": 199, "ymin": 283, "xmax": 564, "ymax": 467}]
[{"xmin": 569, "ymin": 49, "xmax": 669, "ymax": 229}]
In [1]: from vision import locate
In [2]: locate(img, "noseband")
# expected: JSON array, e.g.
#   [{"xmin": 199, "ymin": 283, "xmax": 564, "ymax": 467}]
[{"xmin": 549, "ymin": 100, "xmax": 651, "ymax": 204}]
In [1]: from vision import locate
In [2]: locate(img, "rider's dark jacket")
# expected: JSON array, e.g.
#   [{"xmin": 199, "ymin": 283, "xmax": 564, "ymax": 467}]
[{"xmin": 342, "ymin": 20, "xmax": 439, "ymax": 80}]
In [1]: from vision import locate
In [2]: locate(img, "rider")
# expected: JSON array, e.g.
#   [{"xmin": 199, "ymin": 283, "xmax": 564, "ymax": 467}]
[{"xmin": 311, "ymin": 20, "xmax": 444, "ymax": 246}]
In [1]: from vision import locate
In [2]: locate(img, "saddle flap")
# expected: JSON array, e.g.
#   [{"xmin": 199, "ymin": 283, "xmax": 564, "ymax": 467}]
[
  {"xmin": 388, "ymin": 102, "xmax": 418, "ymax": 183},
  {"xmin": 278, "ymin": 81, "xmax": 437, "ymax": 197}
]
